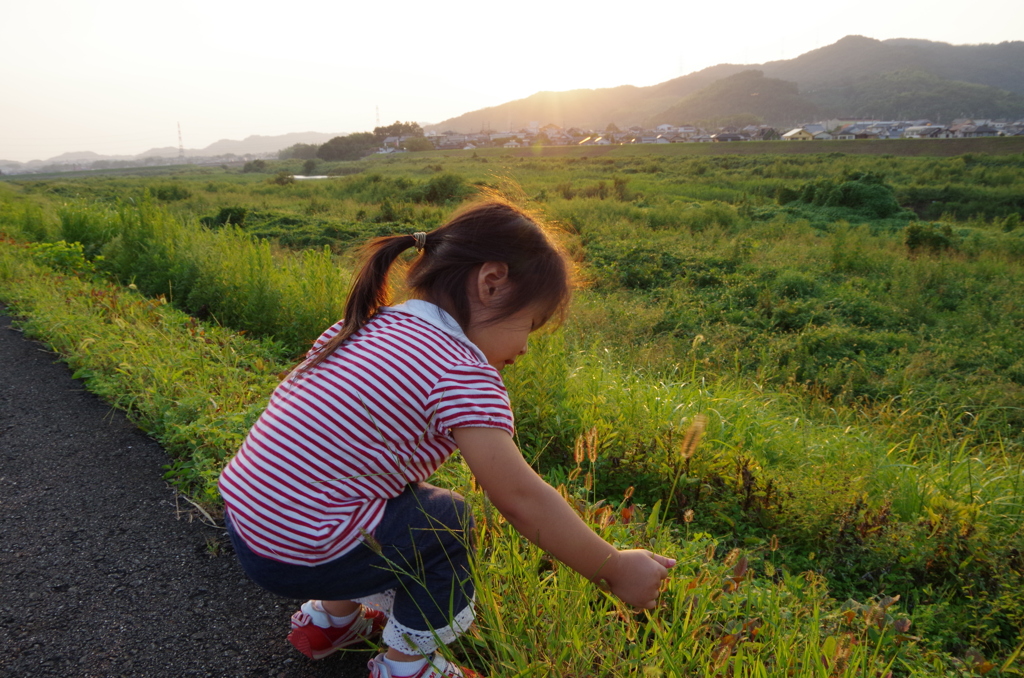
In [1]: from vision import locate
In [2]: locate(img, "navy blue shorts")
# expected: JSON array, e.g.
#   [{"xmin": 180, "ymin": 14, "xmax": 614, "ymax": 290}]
[{"xmin": 225, "ymin": 482, "xmax": 475, "ymax": 640}]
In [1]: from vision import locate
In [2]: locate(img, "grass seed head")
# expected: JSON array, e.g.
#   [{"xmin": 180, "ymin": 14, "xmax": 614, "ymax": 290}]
[
  {"xmin": 586, "ymin": 425, "xmax": 599, "ymax": 463},
  {"xmin": 680, "ymin": 414, "xmax": 707, "ymax": 461},
  {"xmin": 359, "ymin": 528, "xmax": 383, "ymax": 556}
]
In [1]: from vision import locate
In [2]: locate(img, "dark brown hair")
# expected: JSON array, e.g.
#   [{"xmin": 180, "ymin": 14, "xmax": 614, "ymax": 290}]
[{"xmin": 304, "ymin": 196, "xmax": 572, "ymax": 370}]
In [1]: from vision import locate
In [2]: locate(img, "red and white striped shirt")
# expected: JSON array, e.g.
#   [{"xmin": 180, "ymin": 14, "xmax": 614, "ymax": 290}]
[{"xmin": 218, "ymin": 301, "xmax": 514, "ymax": 565}]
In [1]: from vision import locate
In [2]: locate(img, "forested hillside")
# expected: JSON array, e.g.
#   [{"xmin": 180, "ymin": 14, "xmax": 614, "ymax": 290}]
[{"xmin": 428, "ymin": 36, "xmax": 1024, "ymax": 133}]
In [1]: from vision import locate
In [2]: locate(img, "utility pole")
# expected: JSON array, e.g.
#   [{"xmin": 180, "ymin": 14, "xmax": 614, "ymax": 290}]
[{"xmin": 177, "ymin": 123, "xmax": 185, "ymax": 162}]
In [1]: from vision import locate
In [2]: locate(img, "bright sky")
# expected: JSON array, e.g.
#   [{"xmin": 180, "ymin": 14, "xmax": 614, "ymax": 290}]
[{"xmin": 2, "ymin": 0, "xmax": 1022, "ymax": 163}]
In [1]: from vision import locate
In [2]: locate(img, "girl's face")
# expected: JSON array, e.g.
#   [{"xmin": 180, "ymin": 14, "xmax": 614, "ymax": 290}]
[{"xmin": 466, "ymin": 303, "xmax": 547, "ymax": 371}]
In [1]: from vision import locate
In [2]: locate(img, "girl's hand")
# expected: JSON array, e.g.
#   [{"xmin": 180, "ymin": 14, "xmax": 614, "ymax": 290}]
[{"xmin": 599, "ymin": 549, "xmax": 676, "ymax": 610}]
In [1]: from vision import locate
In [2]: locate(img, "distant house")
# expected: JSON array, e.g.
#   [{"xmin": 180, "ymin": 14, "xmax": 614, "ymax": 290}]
[
  {"xmin": 968, "ymin": 125, "xmax": 1000, "ymax": 137},
  {"xmin": 690, "ymin": 133, "xmax": 714, "ymax": 143},
  {"xmin": 812, "ymin": 131, "xmax": 833, "ymax": 141},
  {"xmin": 712, "ymin": 133, "xmax": 746, "ymax": 142},
  {"xmin": 503, "ymin": 140, "xmax": 522, "ymax": 148},
  {"xmin": 782, "ymin": 128, "xmax": 814, "ymax": 141},
  {"xmin": 834, "ymin": 130, "xmax": 856, "ymax": 140},
  {"xmin": 656, "ymin": 124, "xmax": 677, "ymax": 134},
  {"xmin": 905, "ymin": 126, "xmax": 951, "ymax": 139}
]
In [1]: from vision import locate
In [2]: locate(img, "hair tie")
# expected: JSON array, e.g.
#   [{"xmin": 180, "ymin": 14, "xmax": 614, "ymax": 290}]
[{"xmin": 411, "ymin": 232, "xmax": 427, "ymax": 251}]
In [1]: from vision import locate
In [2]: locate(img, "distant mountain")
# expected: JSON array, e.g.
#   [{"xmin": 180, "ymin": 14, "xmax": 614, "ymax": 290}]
[
  {"xmin": 426, "ymin": 36, "xmax": 1024, "ymax": 133},
  {"xmin": 649, "ymin": 70, "xmax": 821, "ymax": 128},
  {"xmin": 137, "ymin": 132, "xmax": 344, "ymax": 158},
  {"xmin": 805, "ymin": 69, "xmax": 1024, "ymax": 122},
  {"xmin": 759, "ymin": 35, "xmax": 1024, "ymax": 95},
  {"xmin": 426, "ymin": 66, "xmax": 743, "ymax": 132},
  {"xmin": 44, "ymin": 150, "xmax": 135, "ymax": 163},
  {"xmin": 0, "ymin": 131, "xmax": 345, "ymax": 173}
]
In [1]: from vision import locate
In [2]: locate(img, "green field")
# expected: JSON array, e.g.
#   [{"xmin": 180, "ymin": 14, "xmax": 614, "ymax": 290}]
[{"xmin": 1, "ymin": 144, "xmax": 1022, "ymax": 676}]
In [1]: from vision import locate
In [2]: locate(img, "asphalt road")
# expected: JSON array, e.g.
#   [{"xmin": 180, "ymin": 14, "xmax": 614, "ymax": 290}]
[{"xmin": 0, "ymin": 305, "xmax": 368, "ymax": 677}]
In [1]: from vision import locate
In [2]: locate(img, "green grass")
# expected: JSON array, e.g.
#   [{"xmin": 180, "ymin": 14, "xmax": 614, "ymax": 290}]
[
  {"xmin": 0, "ymin": 242, "xmax": 964, "ymax": 675},
  {"xmin": 0, "ymin": 239, "xmax": 290, "ymax": 504},
  {"xmin": 2, "ymin": 147, "xmax": 1024, "ymax": 671}
]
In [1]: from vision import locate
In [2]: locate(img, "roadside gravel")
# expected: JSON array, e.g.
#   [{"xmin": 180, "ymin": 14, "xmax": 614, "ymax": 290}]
[{"xmin": 0, "ymin": 306, "xmax": 367, "ymax": 678}]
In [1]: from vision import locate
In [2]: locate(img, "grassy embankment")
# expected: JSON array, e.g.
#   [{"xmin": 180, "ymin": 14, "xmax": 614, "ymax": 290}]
[{"xmin": 1, "ymin": 145, "xmax": 1023, "ymax": 675}]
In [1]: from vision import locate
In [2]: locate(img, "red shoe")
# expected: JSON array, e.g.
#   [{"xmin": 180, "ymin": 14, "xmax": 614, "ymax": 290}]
[
  {"xmin": 367, "ymin": 652, "xmax": 484, "ymax": 677},
  {"xmin": 288, "ymin": 600, "xmax": 387, "ymax": 660}
]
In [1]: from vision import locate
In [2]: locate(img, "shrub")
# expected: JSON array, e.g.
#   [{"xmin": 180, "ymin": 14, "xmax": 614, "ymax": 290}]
[
  {"xmin": 270, "ymin": 171, "xmax": 295, "ymax": 186},
  {"xmin": 57, "ymin": 204, "xmax": 116, "ymax": 259},
  {"xmin": 588, "ymin": 243, "xmax": 684, "ymax": 290},
  {"xmin": 200, "ymin": 207, "xmax": 248, "ymax": 228},
  {"xmin": 413, "ymin": 173, "xmax": 470, "ymax": 205},
  {"xmin": 1002, "ymin": 212, "xmax": 1020, "ymax": 232},
  {"xmin": 773, "ymin": 270, "xmax": 819, "ymax": 299},
  {"xmin": 797, "ymin": 172, "xmax": 906, "ymax": 219},
  {"xmin": 242, "ymin": 159, "xmax": 267, "ymax": 173},
  {"xmin": 28, "ymin": 240, "xmax": 99, "ymax": 276},
  {"xmin": 904, "ymin": 222, "xmax": 957, "ymax": 254},
  {"xmin": 153, "ymin": 184, "xmax": 192, "ymax": 201}
]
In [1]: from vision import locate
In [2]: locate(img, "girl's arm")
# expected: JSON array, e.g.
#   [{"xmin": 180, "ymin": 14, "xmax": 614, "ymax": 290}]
[{"xmin": 453, "ymin": 427, "xmax": 674, "ymax": 610}]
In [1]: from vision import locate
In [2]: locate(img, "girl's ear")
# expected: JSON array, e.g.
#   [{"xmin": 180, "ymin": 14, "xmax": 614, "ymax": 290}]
[{"xmin": 474, "ymin": 261, "xmax": 511, "ymax": 307}]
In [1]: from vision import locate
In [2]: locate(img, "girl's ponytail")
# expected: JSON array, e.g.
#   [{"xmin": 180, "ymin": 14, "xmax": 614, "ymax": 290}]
[{"xmin": 303, "ymin": 233, "xmax": 420, "ymax": 370}]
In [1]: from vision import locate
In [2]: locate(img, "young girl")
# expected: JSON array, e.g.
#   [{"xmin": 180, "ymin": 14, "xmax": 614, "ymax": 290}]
[{"xmin": 219, "ymin": 198, "xmax": 675, "ymax": 678}]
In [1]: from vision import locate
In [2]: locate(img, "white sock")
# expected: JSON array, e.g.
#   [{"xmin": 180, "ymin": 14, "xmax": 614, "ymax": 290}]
[
  {"xmin": 312, "ymin": 601, "xmax": 359, "ymax": 627},
  {"xmin": 382, "ymin": 654, "xmax": 429, "ymax": 677},
  {"xmin": 327, "ymin": 608, "xmax": 359, "ymax": 627}
]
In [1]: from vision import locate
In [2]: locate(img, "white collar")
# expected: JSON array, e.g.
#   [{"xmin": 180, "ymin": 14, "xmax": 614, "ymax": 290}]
[{"xmin": 380, "ymin": 300, "xmax": 488, "ymax": 363}]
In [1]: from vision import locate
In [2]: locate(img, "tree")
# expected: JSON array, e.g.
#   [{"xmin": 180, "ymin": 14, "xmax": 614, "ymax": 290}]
[
  {"xmin": 279, "ymin": 143, "xmax": 319, "ymax": 160},
  {"xmin": 316, "ymin": 133, "xmax": 378, "ymax": 161},
  {"xmin": 302, "ymin": 159, "xmax": 318, "ymax": 175},
  {"xmin": 605, "ymin": 122, "xmax": 621, "ymax": 133},
  {"xmin": 402, "ymin": 137, "xmax": 435, "ymax": 152},
  {"xmin": 373, "ymin": 121, "xmax": 424, "ymax": 141}
]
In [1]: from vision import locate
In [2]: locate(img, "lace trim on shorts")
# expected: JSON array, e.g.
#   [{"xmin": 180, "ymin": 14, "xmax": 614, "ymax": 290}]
[
  {"xmin": 354, "ymin": 589, "xmax": 475, "ymax": 655},
  {"xmin": 354, "ymin": 589, "xmax": 396, "ymax": 617}
]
